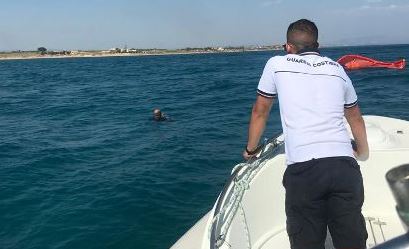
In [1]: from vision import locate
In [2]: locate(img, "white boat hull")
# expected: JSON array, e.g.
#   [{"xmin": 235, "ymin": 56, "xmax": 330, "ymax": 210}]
[{"xmin": 172, "ymin": 115, "xmax": 409, "ymax": 249}]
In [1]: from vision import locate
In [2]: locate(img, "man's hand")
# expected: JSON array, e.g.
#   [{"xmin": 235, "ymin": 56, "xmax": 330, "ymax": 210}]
[
  {"xmin": 243, "ymin": 149, "xmax": 255, "ymax": 161},
  {"xmin": 242, "ymin": 146, "xmax": 262, "ymax": 160},
  {"xmin": 244, "ymin": 95, "xmax": 273, "ymax": 160},
  {"xmin": 345, "ymin": 105, "xmax": 369, "ymax": 161}
]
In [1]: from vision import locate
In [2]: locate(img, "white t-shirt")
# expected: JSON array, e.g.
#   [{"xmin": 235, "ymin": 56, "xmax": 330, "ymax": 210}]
[{"xmin": 257, "ymin": 51, "xmax": 358, "ymax": 165}]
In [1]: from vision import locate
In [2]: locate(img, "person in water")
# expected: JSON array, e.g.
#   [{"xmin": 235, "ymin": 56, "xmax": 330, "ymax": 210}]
[
  {"xmin": 153, "ymin": 109, "xmax": 167, "ymax": 121},
  {"xmin": 243, "ymin": 19, "xmax": 369, "ymax": 249}
]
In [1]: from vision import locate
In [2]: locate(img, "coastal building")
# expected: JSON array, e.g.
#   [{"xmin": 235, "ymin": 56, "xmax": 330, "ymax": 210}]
[{"xmin": 109, "ymin": 48, "xmax": 121, "ymax": 53}]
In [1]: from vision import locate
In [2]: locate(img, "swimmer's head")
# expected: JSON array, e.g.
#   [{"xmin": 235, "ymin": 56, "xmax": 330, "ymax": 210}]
[{"xmin": 153, "ymin": 109, "xmax": 163, "ymax": 121}]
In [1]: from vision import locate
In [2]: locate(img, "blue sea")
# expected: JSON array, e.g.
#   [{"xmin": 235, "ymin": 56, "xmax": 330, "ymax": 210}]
[{"xmin": 1, "ymin": 45, "xmax": 409, "ymax": 249}]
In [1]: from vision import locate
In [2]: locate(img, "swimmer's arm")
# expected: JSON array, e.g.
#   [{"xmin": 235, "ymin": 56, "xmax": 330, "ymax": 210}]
[
  {"xmin": 244, "ymin": 95, "xmax": 273, "ymax": 159},
  {"xmin": 345, "ymin": 105, "xmax": 369, "ymax": 161}
]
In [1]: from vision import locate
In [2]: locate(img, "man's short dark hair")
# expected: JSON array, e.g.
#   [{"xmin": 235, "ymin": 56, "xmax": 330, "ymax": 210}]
[{"xmin": 287, "ymin": 19, "xmax": 319, "ymax": 51}]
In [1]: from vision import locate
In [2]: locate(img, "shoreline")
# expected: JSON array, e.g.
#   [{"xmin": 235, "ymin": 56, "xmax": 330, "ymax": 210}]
[
  {"xmin": 0, "ymin": 44, "xmax": 409, "ymax": 61},
  {"xmin": 1, "ymin": 43, "xmax": 408, "ymax": 62},
  {"xmin": 0, "ymin": 49, "xmax": 276, "ymax": 61}
]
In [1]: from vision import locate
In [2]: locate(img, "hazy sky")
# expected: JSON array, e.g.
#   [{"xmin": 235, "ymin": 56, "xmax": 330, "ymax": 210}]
[{"xmin": 1, "ymin": 0, "xmax": 408, "ymax": 51}]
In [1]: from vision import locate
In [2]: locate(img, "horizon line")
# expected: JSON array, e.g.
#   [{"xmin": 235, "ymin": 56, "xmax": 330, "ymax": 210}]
[{"xmin": 1, "ymin": 43, "xmax": 408, "ymax": 53}]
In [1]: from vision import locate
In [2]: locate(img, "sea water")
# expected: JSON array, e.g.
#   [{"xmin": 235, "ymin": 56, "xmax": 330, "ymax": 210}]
[{"xmin": 1, "ymin": 45, "xmax": 409, "ymax": 249}]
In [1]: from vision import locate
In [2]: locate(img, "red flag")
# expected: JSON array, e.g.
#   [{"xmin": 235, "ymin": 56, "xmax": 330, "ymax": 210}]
[{"xmin": 337, "ymin": 54, "xmax": 406, "ymax": 70}]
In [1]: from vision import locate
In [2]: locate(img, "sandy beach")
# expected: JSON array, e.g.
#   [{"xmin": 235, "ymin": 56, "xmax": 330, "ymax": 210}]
[
  {"xmin": 0, "ymin": 52, "xmax": 207, "ymax": 61},
  {"xmin": 0, "ymin": 46, "xmax": 281, "ymax": 61}
]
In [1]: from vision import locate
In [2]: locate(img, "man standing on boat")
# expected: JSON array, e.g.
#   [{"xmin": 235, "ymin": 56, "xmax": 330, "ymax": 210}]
[{"xmin": 243, "ymin": 19, "xmax": 369, "ymax": 249}]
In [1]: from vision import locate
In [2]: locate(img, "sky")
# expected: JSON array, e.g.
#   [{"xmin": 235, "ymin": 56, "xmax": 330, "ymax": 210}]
[{"xmin": 0, "ymin": 0, "xmax": 408, "ymax": 51}]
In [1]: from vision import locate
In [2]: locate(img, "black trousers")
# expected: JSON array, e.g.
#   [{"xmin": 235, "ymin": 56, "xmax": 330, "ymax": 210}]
[{"xmin": 283, "ymin": 157, "xmax": 368, "ymax": 249}]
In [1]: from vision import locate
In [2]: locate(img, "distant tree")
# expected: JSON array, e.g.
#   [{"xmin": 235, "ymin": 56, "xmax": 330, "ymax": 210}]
[{"xmin": 37, "ymin": 47, "xmax": 47, "ymax": 54}]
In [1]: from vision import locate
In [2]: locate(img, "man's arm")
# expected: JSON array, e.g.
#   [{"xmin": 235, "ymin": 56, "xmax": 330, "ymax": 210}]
[
  {"xmin": 243, "ymin": 95, "xmax": 274, "ymax": 160},
  {"xmin": 344, "ymin": 105, "xmax": 369, "ymax": 161}
]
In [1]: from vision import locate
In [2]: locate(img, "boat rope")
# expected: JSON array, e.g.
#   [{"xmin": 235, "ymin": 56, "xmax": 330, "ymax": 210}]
[
  {"xmin": 209, "ymin": 136, "xmax": 284, "ymax": 248},
  {"xmin": 239, "ymin": 203, "xmax": 251, "ymax": 249}
]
